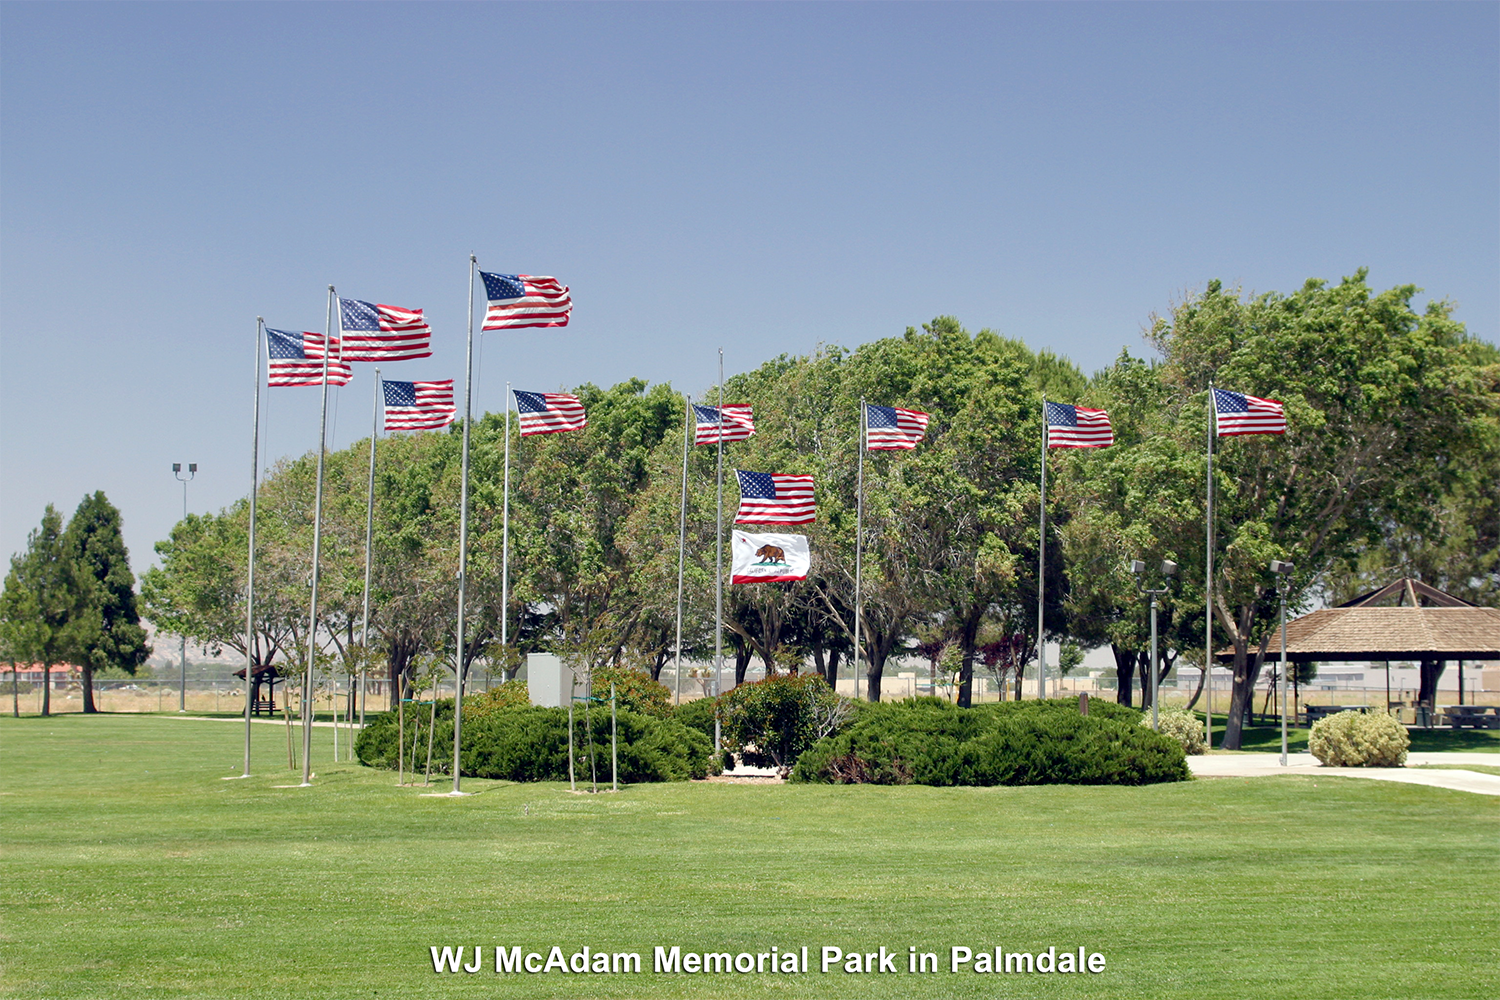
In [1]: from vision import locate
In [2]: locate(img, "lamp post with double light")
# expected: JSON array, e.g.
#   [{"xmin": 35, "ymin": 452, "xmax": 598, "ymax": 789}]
[
  {"xmin": 1269, "ymin": 559, "xmax": 1295, "ymax": 766},
  {"xmin": 1131, "ymin": 559, "xmax": 1177, "ymax": 731},
  {"xmin": 172, "ymin": 463, "xmax": 196, "ymax": 712}
]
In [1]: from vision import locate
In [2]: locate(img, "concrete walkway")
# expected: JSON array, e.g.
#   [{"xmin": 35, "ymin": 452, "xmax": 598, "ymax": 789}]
[{"xmin": 1188, "ymin": 752, "xmax": 1500, "ymax": 796}]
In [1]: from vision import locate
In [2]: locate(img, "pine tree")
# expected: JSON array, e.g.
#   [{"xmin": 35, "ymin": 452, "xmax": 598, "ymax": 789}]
[{"xmin": 65, "ymin": 492, "xmax": 151, "ymax": 712}]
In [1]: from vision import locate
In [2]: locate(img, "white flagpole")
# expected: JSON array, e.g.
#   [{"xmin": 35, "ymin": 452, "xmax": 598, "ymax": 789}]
[
  {"xmin": 1036, "ymin": 399, "xmax": 1047, "ymax": 700},
  {"xmin": 713, "ymin": 351, "xmax": 724, "ymax": 754},
  {"xmin": 239, "ymin": 317, "xmax": 263, "ymax": 778},
  {"xmin": 451, "ymin": 255, "xmax": 477, "ymax": 795},
  {"xmin": 301, "ymin": 287, "xmax": 336, "ymax": 786},
  {"xmin": 674, "ymin": 394, "xmax": 691, "ymax": 705},
  {"xmin": 1204, "ymin": 382, "xmax": 1216, "ymax": 748},
  {"xmin": 854, "ymin": 400, "xmax": 865, "ymax": 701},
  {"xmin": 358, "ymin": 367, "xmax": 380, "ymax": 754},
  {"xmin": 501, "ymin": 382, "xmax": 511, "ymax": 664}
]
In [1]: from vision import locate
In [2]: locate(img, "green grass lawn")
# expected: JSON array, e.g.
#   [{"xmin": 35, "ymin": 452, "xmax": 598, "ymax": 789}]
[{"xmin": 2, "ymin": 714, "xmax": 1496, "ymax": 1000}]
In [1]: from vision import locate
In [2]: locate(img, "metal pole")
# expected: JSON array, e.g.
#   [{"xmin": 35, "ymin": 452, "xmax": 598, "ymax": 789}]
[
  {"xmin": 611, "ymin": 681, "xmax": 618, "ymax": 792},
  {"xmin": 501, "ymin": 383, "xmax": 511, "ymax": 658},
  {"xmin": 1205, "ymin": 382, "xmax": 1216, "ymax": 748},
  {"xmin": 359, "ymin": 368, "xmax": 379, "ymax": 748},
  {"xmin": 854, "ymin": 400, "xmax": 865, "ymax": 701},
  {"xmin": 302, "ymin": 286, "xmax": 336, "ymax": 786},
  {"xmin": 1279, "ymin": 589, "xmax": 1288, "ymax": 766},
  {"xmin": 1036, "ymin": 400, "xmax": 1047, "ymax": 700},
  {"xmin": 1150, "ymin": 594, "xmax": 1159, "ymax": 731},
  {"xmin": 242, "ymin": 319, "xmax": 263, "ymax": 776},
  {"xmin": 177, "ymin": 469, "xmax": 192, "ymax": 712},
  {"xmin": 713, "ymin": 350, "xmax": 724, "ymax": 754},
  {"xmin": 452, "ymin": 255, "xmax": 476, "ymax": 794},
  {"xmin": 673, "ymin": 394, "xmax": 691, "ymax": 706}
]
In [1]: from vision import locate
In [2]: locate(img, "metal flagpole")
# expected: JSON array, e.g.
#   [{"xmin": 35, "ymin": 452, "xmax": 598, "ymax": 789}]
[
  {"xmin": 854, "ymin": 400, "xmax": 865, "ymax": 701},
  {"xmin": 673, "ymin": 394, "xmax": 691, "ymax": 706},
  {"xmin": 301, "ymin": 287, "xmax": 336, "ymax": 786},
  {"xmin": 500, "ymin": 382, "xmax": 511, "ymax": 666},
  {"xmin": 358, "ymin": 368, "xmax": 380, "ymax": 756},
  {"xmin": 713, "ymin": 351, "xmax": 724, "ymax": 754},
  {"xmin": 1205, "ymin": 382, "xmax": 1216, "ymax": 749},
  {"xmin": 1036, "ymin": 399, "xmax": 1047, "ymax": 700},
  {"xmin": 451, "ymin": 255, "xmax": 477, "ymax": 795},
  {"xmin": 239, "ymin": 318, "xmax": 264, "ymax": 778}
]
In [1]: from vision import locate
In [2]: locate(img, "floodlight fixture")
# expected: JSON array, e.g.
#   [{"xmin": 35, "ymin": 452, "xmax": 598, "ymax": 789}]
[
  {"xmin": 1162, "ymin": 560, "xmax": 1178, "ymax": 577},
  {"xmin": 1129, "ymin": 559, "xmax": 1147, "ymax": 575},
  {"xmin": 1270, "ymin": 559, "xmax": 1294, "ymax": 575},
  {"xmin": 172, "ymin": 463, "xmax": 181, "ymax": 473}
]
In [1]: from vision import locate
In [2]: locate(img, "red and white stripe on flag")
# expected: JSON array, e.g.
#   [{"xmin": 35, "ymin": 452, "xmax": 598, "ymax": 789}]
[
  {"xmin": 865, "ymin": 404, "xmax": 930, "ymax": 450},
  {"xmin": 481, "ymin": 272, "xmax": 573, "ymax": 331},
  {"xmin": 515, "ymin": 390, "xmax": 587, "ymax": 436},
  {"xmin": 734, "ymin": 470, "xmax": 816, "ymax": 525},
  {"xmin": 382, "ymin": 380, "xmax": 456, "ymax": 432},
  {"xmin": 1213, "ymin": 389, "xmax": 1286, "ymax": 436},
  {"xmin": 338, "ymin": 298, "xmax": 434, "ymax": 362},
  {"xmin": 1044, "ymin": 402, "xmax": 1114, "ymax": 449},
  {"xmin": 266, "ymin": 330, "xmax": 352, "ymax": 387},
  {"xmin": 695, "ymin": 404, "xmax": 755, "ymax": 445}
]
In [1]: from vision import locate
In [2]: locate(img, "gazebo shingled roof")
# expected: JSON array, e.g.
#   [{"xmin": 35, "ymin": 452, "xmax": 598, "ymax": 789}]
[{"xmin": 1215, "ymin": 578, "xmax": 1500, "ymax": 663}]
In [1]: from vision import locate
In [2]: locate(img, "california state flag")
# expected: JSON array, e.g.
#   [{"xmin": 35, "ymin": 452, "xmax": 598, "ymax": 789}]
[{"xmin": 731, "ymin": 531, "xmax": 811, "ymax": 584}]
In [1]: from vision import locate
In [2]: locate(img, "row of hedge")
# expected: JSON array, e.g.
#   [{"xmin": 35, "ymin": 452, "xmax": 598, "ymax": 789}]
[{"xmin": 790, "ymin": 697, "xmax": 1190, "ymax": 785}]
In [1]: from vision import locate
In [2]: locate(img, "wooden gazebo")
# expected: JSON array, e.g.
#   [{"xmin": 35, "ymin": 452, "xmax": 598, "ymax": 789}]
[{"xmin": 231, "ymin": 664, "xmax": 284, "ymax": 715}]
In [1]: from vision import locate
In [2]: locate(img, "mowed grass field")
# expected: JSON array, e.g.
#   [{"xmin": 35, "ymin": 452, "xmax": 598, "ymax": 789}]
[{"xmin": 2, "ymin": 715, "xmax": 1496, "ymax": 1000}]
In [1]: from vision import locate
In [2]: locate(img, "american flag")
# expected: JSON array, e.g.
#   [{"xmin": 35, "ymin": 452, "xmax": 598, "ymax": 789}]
[
  {"xmin": 866, "ymin": 404, "xmax": 930, "ymax": 450},
  {"xmin": 515, "ymin": 390, "xmax": 587, "ymax": 436},
  {"xmin": 338, "ymin": 297, "xmax": 432, "ymax": 362},
  {"xmin": 266, "ymin": 328, "xmax": 352, "ymax": 387},
  {"xmin": 481, "ymin": 272, "xmax": 572, "ymax": 330},
  {"xmin": 734, "ymin": 470, "xmax": 816, "ymax": 525},
  {"xmin": 1045, "ymin": 402, "xmax": 1113, "ymax": 448},
  {"xmin": 1213, "ymin": 389, "xmax": 1286, "ymax": 436},
  {"xmin": 694, "ymin": 404, "xmax": 755, "ymax": 445},
  {"xmin": 382, "ymin": 380, "xmax": 456, "ymax": 432}
]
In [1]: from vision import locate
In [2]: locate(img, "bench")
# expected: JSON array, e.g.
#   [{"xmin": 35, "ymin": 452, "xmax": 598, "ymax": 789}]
[{"xmin": 1440, "ymin": 705, "xmax": 1500, "ymax": 730}]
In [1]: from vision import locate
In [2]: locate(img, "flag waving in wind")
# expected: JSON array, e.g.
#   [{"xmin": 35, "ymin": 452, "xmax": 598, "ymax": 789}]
[
  {"xmin": 481, "ymin": 272, "xmax": 572, "ymax": 330},
  {"xmin": 734, "ymin": 470, "xmax": 816, "ymax": 525},
  {"xmin": 694, "ymin": 404, "xmax": 755, "ymax": 445},
  {"xmin": 515, "ymin": 390, "xmax": 587, "ymax": 436},
  {"xmin": 1213, "ymin": 389, "xmax": 1286, "ymax": 436},
  {"xmin": 866, "ymin": 405, "xmax": 930, "ymax": 450},
  {"xmin": 1045, "ymin": 402, "xmax": 1113, "ymax": 448},
  {"xmin": 266, "ymin": 328, "xmax": 352, "ymax": 386},
  {"xmin": 338, "ymin": 297, "xmax": 432, "ymax": 362},
  {"xmin": 382, "ymin": 380, "xmax": 456, "ymax": 431},
  {"xmin": 731, "ymin": 531, "xmax": 811, "ymax": 584}
]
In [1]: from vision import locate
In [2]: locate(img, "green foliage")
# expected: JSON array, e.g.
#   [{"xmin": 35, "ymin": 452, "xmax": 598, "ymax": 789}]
[
  {"xmin": 791, "ymin": 698, "xmax": 1188, "ymax": 786},
  {"xmin": 670, "ymin": 696, "xmax": 720, "ymax": 742},
  {"xmin": 591, "ymin": 664, "xmax": 672, "ymax": 717},
  {"xmin": 1, "ymin": 505, "xmax": 96, "ymax": 714},
  {"xmin": 1309, "ymin": 710, "xmax": 1410, "ymax": 767},
  {"xmin": 65, "ymin": 492, "xmax": 150, "ymax": 681},
  {"xmin": 355, "ymin": 702, "xmax": 716, "ymax": 782},
  {"xmin": 467, "ymin": 679, "xmax": 532, "ymax": 712},
  {"xmin": 1144, "ymin": 706, "xmax": 1207, "ymax": 755},
  {"xmin": 718, "ymin": 673, "xmax": 852, "ymax": 771}
]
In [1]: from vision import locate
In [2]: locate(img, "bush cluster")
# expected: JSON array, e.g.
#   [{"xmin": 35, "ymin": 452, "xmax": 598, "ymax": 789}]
[
  {"xmin": 1308, "ymin": 710, "xmax": 1409, "ymax": 767},
  {"xmin": 355, "ymin": 697, "xmax": 716, "ymax": 782},
  {"xmin": 791, "ymin": 698, "xmax": 1189, "ymax": 786},
  {"xmin": 1144, "ymin": 706, "xmax": 1207, "ymax": 755},
  {"xmin": 718, "ymin": 674, "xmax": 852, "ymax": 772}
]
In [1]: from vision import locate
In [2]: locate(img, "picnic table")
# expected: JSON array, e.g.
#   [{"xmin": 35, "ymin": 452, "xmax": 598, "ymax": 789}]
[
  {"xmin": 1305, "ymin": 704, "xmax": 1373, "ymax": 725},
  {"xmin": 1440, "ymin": 705, "xmax": 1500, "ymax": 729}
]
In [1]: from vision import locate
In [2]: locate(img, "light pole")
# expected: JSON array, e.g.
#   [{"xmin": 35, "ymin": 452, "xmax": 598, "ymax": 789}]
[
  {"xmin": 1131, "ymin": 559, "xmax": 1177, "ymax": 731},
  {"xmin": 1270, "ymin": 559, "xmax": 1295, "ymax": 766},
  {"xmin": 173, "ymin": 463, "xmax": 196, "ymax": 712}
]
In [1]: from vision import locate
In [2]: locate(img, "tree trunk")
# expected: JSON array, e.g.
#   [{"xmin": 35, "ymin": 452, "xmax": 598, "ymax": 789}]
[
  {"xmin": 81, "ymin": 663, "xmax": 98, "ymax": 713},
  {"xmin": 865, "ymin": 646, "xmax": 887, "ymax": 702},
  {"xmin": 1112, "ymin": 645, "xmax": 1137, "ymax": 707},
  {"xmin": 1417, "ymin": 659, "xmax": 1445, "ymax": 706},
  {"xmin": 1223, "ymin": 634, "xmax": 1272, "ymax": 749},
  {"xmin": 1183, "ymin": 655, "xmax": 1208, "ymax": 711},
  {"xmin": 41, "ymin": 661, "xmax": 51, "ymax": 716},
  {"xmin": 732, "ymin": 637, "xmax": 752, "ymax": 688},
  {"xmin": 824, "ymin": 647, "xmax": 840, "ymax": 689},
  {"xmin": 11, "ymin": 662, "xmax": 18, "ymax": 717}
]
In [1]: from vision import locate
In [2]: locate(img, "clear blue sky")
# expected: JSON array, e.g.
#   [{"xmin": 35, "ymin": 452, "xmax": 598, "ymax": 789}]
[{"xmin": 2, "ymin": 1, "xmax": 1496, "ymax": 573}]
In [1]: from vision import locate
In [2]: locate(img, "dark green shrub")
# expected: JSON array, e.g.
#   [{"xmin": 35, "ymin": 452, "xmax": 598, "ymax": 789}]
[
  {"xmin": 671, "ymin": 696, "xmax": 720, "ymax": 742},
  {"xmin": 590, "ymin": 664, "xmax": 673, "ymax": 718},
  {"xmin": 790, "ymin": 698, "xmax": 1187, "ymax": 786},
  {"xmin": 355, "ymin": 701, "xmax": 716, "ymax": 782},
  {"xmin": 719, "ymin": 674, "xmax": 852, "ymax": 772}
]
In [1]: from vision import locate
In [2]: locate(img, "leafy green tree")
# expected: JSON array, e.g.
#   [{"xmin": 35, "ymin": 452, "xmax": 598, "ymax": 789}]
[
  {"xmin": 1149, "ymin": 272, "xmax": 1493, "ymax": 748},
  {"xmin": 0, "ymin": 505, "xmax": 92, "ymax": 716},
  {"xmin": 64, "ymin": 492, "xmax": 151, "ymax": 712}
]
